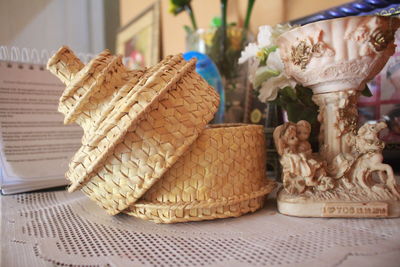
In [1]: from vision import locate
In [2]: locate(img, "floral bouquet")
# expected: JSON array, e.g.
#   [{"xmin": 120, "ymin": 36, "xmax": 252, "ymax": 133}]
[
  {"xmin": 239, "ymin": 24, "xmax": 320, "ymax": 125},
  {"xmin": 239, "ymin": 24, "xmax": 372, "ymax": 126}
]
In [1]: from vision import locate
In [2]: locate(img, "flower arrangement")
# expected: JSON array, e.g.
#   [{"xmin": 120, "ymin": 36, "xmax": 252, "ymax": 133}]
[
  {"xmin": 239, "ymin": 24, "xmax": 373, "ymax": 125},
  {"xmin": 239, "ymin": 24, "xmax": 319, "ymax": 125}
]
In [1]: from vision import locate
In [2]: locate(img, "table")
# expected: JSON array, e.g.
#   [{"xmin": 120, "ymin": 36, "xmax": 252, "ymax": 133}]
[{"xmin": 1, "ymin": 189, "xmax": 400, "ymax": 267}]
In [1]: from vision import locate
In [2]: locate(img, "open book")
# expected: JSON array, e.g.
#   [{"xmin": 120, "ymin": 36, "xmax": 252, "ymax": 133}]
[{"xmin": 0, "ymin": 47, "xmax": 83, "ymax": 194}]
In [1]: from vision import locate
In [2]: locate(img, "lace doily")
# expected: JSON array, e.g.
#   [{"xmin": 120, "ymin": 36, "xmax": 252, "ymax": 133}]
[{"xmin": 1, "ymin": 189, "xmax": 400, "ymax": 266}]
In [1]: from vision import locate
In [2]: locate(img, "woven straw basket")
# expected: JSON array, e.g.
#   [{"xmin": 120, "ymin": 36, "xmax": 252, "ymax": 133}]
[
  {"xmin": 126, "ymin": 124, "xmax": 276, "ymax": 223},
  {"xmin": 48, "ymin": 47, "xmax": 219, "ymax": 215},
  {"xmin": 48, "ymin": 47, "xmax": 275, "ymax": 222}
]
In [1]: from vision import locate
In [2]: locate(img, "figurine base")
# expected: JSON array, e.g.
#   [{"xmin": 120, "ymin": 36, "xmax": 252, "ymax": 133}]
[{"xmin": 278, "ymin": 190, "xmax": 400, "ymax": 218}]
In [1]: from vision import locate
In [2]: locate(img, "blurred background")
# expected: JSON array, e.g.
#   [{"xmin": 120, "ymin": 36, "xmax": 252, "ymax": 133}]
[{"xmin": 0, "ymin": 0, "xmax": 350, "ymax": 56}]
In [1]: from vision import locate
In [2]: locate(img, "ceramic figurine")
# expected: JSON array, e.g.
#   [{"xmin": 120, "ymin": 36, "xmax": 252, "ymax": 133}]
[{"xmin": 274, "ymin": 16, "xmax": 400, "ymax": 218}]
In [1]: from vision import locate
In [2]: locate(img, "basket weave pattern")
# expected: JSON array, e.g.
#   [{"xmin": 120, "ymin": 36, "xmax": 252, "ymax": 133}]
[
  {"xmin": 126, "ymin": 124, "xmax": 276, "ymax": 223},
  {"xmin": 48, "ymin": 47, "xmax": 220, "ymax": 215},
  {"xmin": 48, "ymin": 47, "xmax": 275, "ymax": 222},
  {"xmin": 48, "ymin": 47, "xmax": 140, "ymax": 143}
]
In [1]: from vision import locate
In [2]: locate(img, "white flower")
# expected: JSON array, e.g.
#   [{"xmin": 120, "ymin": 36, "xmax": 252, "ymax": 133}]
[
  {"xmin": 257, "ymin": 25, "xmax": 273, "ymax": 48},
  {"xmin": 254, "ymin": 65, "xmax": 280, "ymax": 88},
  {"xmin": 266, "ymin": 49, "xmax": 284, "ymax": 71},
  {"xmin": 238, "ymin": 43, "xmax": 259, "ymax": 64},
  {"xmin": 253, "ymin": 48, "xmax": 295, "ymax": 102},
  {"xmin": 238, "ymin": 23, "xmax": 297, "ymax": 103},
  {"xmin": 258, "ymin": 80, "xmax": 280, "ymax": 102},
  {"xmin": 271, "ymin": 24, "xmax": 293, "ymax": 43},
  {"xmin": 239, "ymin": 25, "xmax": 274, "ymax": 64},
  {"xmin": 258, "ymin": 73, "xmax": 296, "ymax": 102}
]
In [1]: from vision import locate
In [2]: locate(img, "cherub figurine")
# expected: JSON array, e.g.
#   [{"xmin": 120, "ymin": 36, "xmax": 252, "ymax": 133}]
[
  {"xmin": 273, "ymin": 121, "xmax": 334, "ymax": 194},
  {"xmin": 274, "ymin": 123, "xmax": 298, "ymax": 155},
  {"xmin": 296, "ymin": 120, "xmax": 313, "ymax": 155}
]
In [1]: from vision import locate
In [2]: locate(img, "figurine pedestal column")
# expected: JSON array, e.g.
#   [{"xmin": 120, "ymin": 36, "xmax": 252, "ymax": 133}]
[{"xmin": 312, "ymin": 89, "xmax": 359, "ymax": 163}]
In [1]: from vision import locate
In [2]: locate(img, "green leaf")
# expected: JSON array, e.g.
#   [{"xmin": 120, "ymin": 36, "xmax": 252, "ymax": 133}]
[
  {"xmin": 258, "ymin": 46, "xmax": 278, "ymax": 66},
  {"xmin": 273, "ymin": 85, "xmax": 319, "ymax": 125},
  {"xmin": 169, "ymin": 0, "xmax": 193, "ymax": 17},
  {"xmin": 253, "ymin": 66, "xmax": 280, "ymax": 88},
  {"xmin": 183, "ymin": 25, "xmax": 193, "ymax": 34},
  {"xmin": 301, "ymin": 108, "xmax": 317, "ymax": 124},
  {"xmin": 296, "ymin": 86, "xmax": 315, "ymax": 106},
  {"xmin": 286, "ymin": 103, "xmax": 301, "ymax": 122},
  {"xmin": 244, "ymin": 0, "xmax": 256, "ymax": 30},
  {"xmin": 171, "ymin": 0, "xmax": 191, "ymax": 6},
  {"xmin": 211, "ymin": 16, "xmax": 222, "ymax": 28},
  {"xmin": 169, "ymin": 3, "xmax": 184, "ymax": 15},
  {"xmin": 361, "ymin": 85, "xmax": 373, "ymax": 97},
  {"xmin": 280, "ymin": 86, "xmax": 297, "ymax": 101},
  {"xmin": 266, "ymin": 45, "xmax": 278, "ymax": 54}
]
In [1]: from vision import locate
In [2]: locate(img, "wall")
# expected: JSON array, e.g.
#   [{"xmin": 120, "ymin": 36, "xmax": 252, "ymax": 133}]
[
  {"xmin": 119, "ymin": 0, "xmax": 349, "ymax": 57},
  {"xmin": 285, "ymin": 0, "xmax": 351, "ymax": 21},
  {"xmin": 0, "ymin": 0, "xmax": 106, "ymax": 56}
]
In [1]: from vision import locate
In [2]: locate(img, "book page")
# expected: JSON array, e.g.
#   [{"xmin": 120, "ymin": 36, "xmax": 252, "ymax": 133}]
[{"xmin": 0, "ymin": 61, "xmax": 82, "ymax": 192}]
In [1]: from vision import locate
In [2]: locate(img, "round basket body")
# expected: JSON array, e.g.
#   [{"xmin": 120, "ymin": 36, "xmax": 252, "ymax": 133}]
[
  {"xmin": 48, "ymin": 48, "xmax": 220, "ymax": 215},
  {"xmin": 125, "ymin": 124, "xmax": 276, "ymax": 223}
]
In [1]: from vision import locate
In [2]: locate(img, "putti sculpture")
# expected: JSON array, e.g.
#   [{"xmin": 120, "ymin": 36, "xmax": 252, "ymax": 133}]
[{"xmin": 274, "ymin": 16, "xmax": 400, "ymax": 218}]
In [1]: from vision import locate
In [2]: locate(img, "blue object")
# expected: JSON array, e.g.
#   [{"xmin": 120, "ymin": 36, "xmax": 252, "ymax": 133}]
[
  {"xmin": 183, "ymin": 51, "xmax": 225, "ymax": 123},
  {"xmin": 290, "ymin": 0, "xmax": 400, "ymax": 26}
]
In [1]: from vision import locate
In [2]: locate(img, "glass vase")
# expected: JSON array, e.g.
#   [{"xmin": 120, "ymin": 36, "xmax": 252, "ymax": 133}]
[{"xmin": 186, "ymin": 26, "xmax": 253, "ymax": 123}]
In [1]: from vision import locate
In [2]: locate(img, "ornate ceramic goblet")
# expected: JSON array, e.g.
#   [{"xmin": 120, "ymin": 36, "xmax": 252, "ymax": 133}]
[{"xmin": 274, "ymin": 16, "xmax": 400, "ymax": 218}]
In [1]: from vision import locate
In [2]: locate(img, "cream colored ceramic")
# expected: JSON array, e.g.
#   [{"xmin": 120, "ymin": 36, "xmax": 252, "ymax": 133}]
[{"xmin": 274, "ymin": 16, "xmax": 400, "ymax": 218}]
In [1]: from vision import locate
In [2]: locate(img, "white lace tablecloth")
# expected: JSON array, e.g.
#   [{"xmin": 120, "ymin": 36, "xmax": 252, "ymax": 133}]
[{"xmin": 1, "ymin": 189, "xmax": 400, "ymax": 267}]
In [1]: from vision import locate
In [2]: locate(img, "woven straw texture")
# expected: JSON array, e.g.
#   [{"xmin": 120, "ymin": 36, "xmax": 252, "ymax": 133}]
[
  {"xmin": 125, "ymin": 124, "xmax": 276, "ymax": 223},
  {"xmin": 47, "ymin": 47, "xmax": 141, "ymax": 143},
  {"xmin": 48, "ymin": 47, "xmax": 220, "ymax": 215}
]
